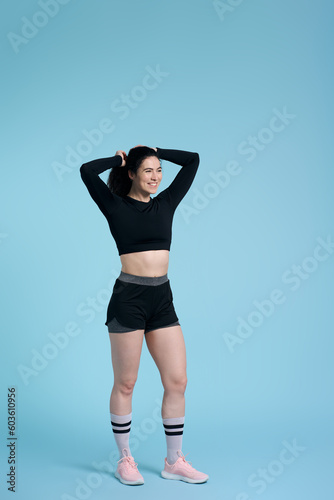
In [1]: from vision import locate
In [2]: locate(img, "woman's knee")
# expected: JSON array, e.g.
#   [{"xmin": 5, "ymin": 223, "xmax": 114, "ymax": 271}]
[
  {"xmin": 113, "ymin": 378, "xmax": 137, "ymax": 397},
  {"xmin": 163, "ymin": 374, "xmax": 187, "ymax": 394}
]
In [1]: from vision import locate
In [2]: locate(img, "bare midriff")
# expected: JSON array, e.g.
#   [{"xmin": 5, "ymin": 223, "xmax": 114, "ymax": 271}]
[{"xmin": 120, "ymin": 250, "xmax": 170, "ymax": 277}]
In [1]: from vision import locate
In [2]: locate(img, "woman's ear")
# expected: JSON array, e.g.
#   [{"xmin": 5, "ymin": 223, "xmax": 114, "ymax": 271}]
[{"xmin": 127, "ymin": 169, "xmax": 134, "ymax": 181}]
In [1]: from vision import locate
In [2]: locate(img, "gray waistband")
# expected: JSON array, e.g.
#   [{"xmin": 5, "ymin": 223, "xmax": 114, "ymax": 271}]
[{"xmin": 118, "ymin": 271, "xmax": 169, "ymax": 286}]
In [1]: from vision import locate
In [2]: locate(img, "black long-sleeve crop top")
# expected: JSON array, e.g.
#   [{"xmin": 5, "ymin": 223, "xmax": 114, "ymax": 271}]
[{"xmin": 80, "ymin": 148, "xmax": 199, "ymax": 255}]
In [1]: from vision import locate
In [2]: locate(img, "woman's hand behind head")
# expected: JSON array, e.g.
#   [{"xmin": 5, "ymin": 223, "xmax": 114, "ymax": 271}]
[{"xmin": 115, "ymin": 150, "xmax": 127, "ymax": 167}]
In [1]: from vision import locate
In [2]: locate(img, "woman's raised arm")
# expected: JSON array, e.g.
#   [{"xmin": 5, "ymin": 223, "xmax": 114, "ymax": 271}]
[
  {"xmin": 156, "ymin": 148, "xmax": 200, "ymax": 211},
  {"xmin": 80, "ymin": 153, "xmax": 124, "ymax": 218}
]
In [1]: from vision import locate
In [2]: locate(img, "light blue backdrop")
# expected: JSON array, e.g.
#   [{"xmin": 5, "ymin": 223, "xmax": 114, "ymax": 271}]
[{"xmin": 1, "ymin": 1, "xmax": 333, "ymax": 499}]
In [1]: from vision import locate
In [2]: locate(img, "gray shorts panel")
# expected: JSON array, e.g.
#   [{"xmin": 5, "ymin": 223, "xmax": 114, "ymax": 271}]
[{"xmin": 107, "ymin": 316, "xmax": 180, "ymax": 334}]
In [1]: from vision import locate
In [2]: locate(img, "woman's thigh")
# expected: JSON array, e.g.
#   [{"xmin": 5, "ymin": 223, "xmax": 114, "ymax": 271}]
[
  {"xmin": 109, "ymin": 330, "xmax": 145, "ymax": 384},
  {"xmin": 144, "ymin": 325, "xmax": 187, "ymax": 386}
]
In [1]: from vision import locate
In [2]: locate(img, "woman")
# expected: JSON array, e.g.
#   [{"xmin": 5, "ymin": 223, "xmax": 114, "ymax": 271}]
[{"xmin": 80, "ymin": 145, "xmax": 209, "ymax": 486}]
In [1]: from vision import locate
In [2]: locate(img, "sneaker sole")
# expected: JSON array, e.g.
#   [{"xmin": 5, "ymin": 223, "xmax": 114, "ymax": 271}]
[
  {"xmin": 115, "ymin": 471, "xmax": 144, "ymax": 485},
  {"xmin": 161, "ymin": 470, "xmax": 209, "ymax": 483}
]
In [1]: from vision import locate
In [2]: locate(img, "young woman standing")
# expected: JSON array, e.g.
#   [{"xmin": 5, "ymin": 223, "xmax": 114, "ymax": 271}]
[{"xmin": 80, "ymin": 145, "xmax": 209, "ymax": 486}]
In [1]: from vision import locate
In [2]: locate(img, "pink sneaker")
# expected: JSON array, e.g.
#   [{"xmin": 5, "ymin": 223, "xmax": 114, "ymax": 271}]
[
  {"xmin": 115, "ymin": 448, "xmax": 144, "ymax": 485},
  {"xmin": 161, "ymin": 450, "xmax": 209, "ymax": 484}
]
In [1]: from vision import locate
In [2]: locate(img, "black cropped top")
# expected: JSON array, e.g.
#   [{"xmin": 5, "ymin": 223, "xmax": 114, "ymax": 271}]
[{"xmin": 80, "ymin": 148, "xmax": 199, "ymax": 255}]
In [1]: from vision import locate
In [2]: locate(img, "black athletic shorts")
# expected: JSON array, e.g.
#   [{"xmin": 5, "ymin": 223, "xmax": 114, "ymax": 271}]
[{"xmin": 105, "ymin": 271, "xmax": 180, "ymax": 334}]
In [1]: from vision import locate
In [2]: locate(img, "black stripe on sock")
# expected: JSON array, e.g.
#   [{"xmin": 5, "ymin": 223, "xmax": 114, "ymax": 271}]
[
  {"xmin": 111, "ymin": 420, "xmax": 131, "ymax": 427},
  {"xmin": 163, "ymin": 423, "xmax": 184, "ymax": 429},
  {"xmin": 112, "ymin": 428, "xmax": 131, "ymax": 434},
  {"xmin": 165, "ymin": 430, "xmax": 183, "ymax": 436}
]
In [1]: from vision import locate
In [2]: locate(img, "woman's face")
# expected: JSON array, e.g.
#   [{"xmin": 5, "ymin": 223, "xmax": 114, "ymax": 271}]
[{"xmin": 130, "ymin": 156, "xmax": 162, "ymax": 194}]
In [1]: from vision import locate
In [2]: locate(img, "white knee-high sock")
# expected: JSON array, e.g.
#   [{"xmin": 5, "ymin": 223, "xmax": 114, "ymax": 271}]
[
  {"xmin": 110, "ymin": 412, "xmax": 132, "ymax": 459},
  {"xmin": 163, "ymin": 416, "xmax": 185, "ymax": 465}
]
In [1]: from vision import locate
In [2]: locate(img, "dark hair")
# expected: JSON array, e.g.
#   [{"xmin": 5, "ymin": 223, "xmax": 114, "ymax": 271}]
[{"xmin": 107, "ymin": 146, "xmax": 161, "ymax": 198}]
